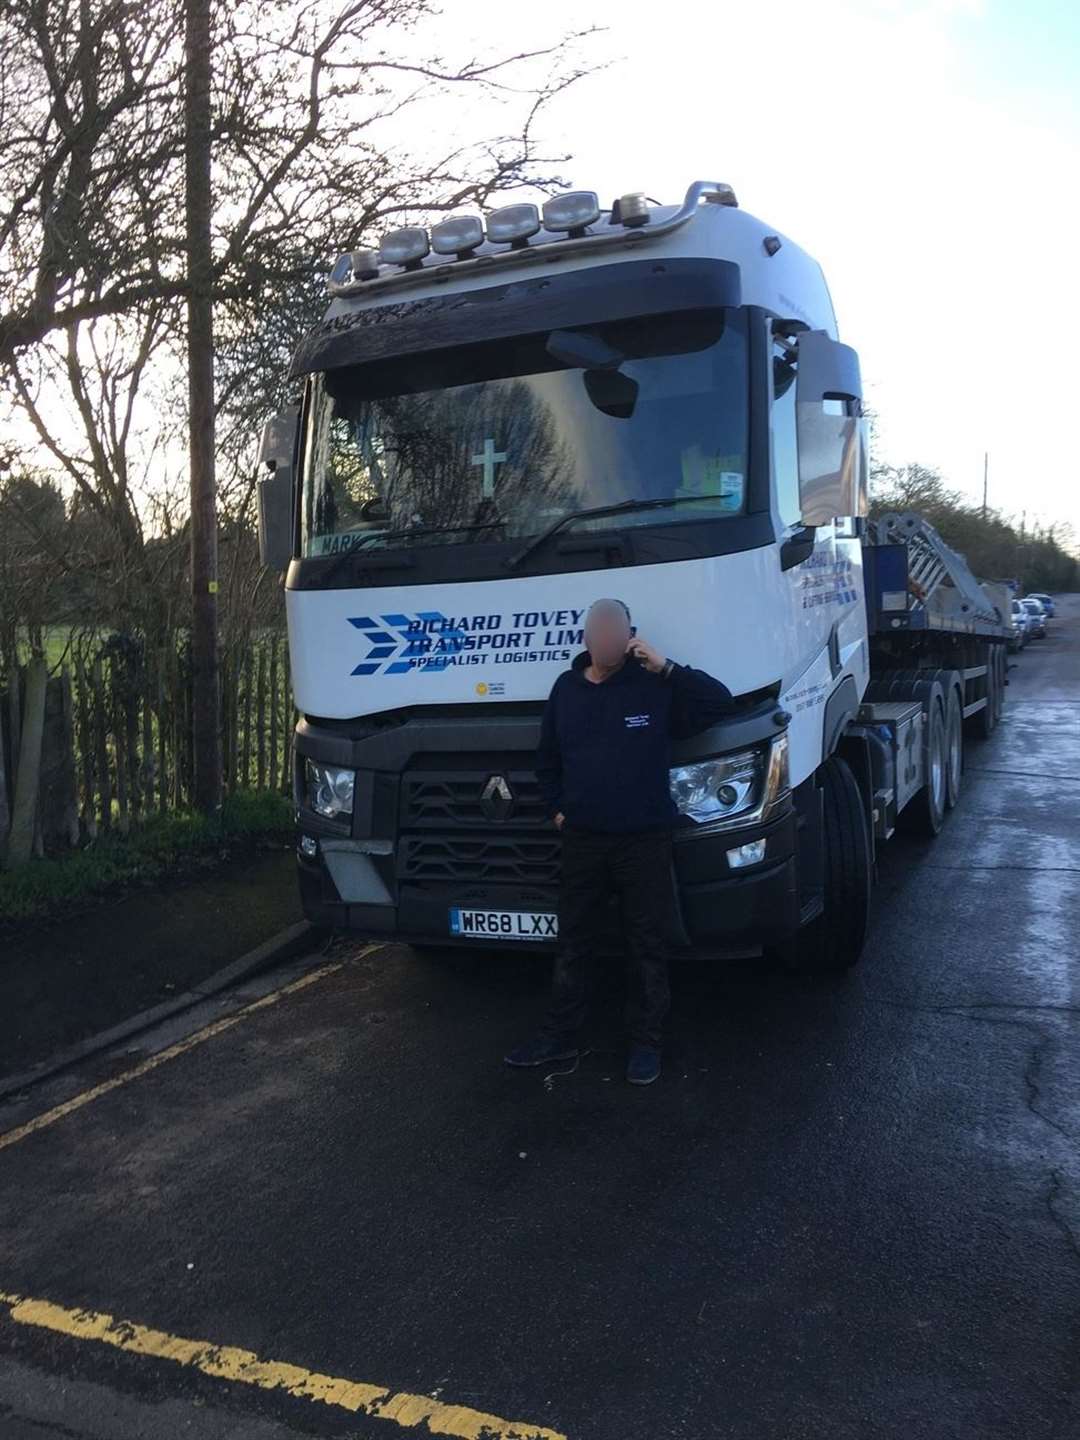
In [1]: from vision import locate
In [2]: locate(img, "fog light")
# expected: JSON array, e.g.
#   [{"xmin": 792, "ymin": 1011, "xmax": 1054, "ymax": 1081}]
[
  {"xmin": 379, "ymin": 226, "xmax": 429, "ymax": 267},
  {"xmin": 486, "ymin": 202, "xmax": 541, "ymax": 246},
  {"xmin": 542, "ymin": 190, "xmax": 601, "ymax": 234},
  {"xmin": 328, "ymin": 249, "xmax": 379, "ymax": 291},
  {"xmin": 727, "ymin": 839, "xmax": 766, "ymax": 869},
  {"xmin": 299, "ymin": 835, "xmax": 318, "ymax": 858},
  {"xmin": 431, "ymin": 214, "xmax": 484, "ymax": 256}
]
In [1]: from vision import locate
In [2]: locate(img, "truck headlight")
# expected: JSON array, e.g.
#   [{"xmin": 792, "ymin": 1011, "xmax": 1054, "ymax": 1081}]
[
  {"xmin": 669, "ymin": 733, "xmax": 789, "ymax": 830},
  {"xmin": 304, "ymin": 760, "xmax": 355, "ymax": 819},
  {"xmin": 669, "ymin": 749, "xmax": 762, "ymax": 825}
]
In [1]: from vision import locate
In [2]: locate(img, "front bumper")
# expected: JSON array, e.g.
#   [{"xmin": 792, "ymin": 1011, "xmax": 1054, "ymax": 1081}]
[
  {"xmin": 671, "ymin": 806, "xmax": 798, "ymax": 949},
  {"xmin": 294, "ymin": 705, "xmax": 799, "ymax": 956},
  {"xmin": 298, "ymin": 805, "xmax": 799, "ymax": 954}
]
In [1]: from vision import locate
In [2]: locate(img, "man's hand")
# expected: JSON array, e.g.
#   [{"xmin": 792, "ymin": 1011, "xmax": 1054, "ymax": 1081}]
[
  {"xmin": 554, "ymin": 812, "xmax": 565, "ymax": 830},
  {"xmin": 626, "ymin": 636, "xmax": 667, "ymax": 674}
]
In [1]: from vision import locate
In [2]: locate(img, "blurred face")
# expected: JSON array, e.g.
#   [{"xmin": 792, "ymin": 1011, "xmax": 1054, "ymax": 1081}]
[{"xmin": 584, "ymin": 600, "xmax": 631, "ymax": 667}]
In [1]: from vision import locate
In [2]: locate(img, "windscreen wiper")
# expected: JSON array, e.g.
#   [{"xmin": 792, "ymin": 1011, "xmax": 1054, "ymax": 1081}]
[{"xmin": 505, "ymin": 496, "xmax": 709, "ymax": 571}]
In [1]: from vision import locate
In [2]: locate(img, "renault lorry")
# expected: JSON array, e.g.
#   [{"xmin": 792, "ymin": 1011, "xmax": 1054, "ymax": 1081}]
[{"xmin": 258, "ymin": 179, "xmax": 1009, "ymax": 971}]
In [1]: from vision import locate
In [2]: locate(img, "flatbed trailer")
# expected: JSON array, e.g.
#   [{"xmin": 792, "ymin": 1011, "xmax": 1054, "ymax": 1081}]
[{"xmin": 845, "ymin": 510, "xmax": 1008, "ymax": 858}]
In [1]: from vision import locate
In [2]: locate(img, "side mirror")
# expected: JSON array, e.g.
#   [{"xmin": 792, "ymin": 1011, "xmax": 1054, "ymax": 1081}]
[
  {"xmin": 779, "ymin": 525, "xmax": 816, "ymax": 571},
  {"xmin": 795, "ymin": 332, "xmax": 868, "ymax": 527},
  {"xmin": 257, "ymin": 409, "xmax": 298, "ymax": 571}
]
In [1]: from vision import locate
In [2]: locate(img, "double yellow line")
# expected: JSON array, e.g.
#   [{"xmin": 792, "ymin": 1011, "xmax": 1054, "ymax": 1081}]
[{"xmin": 0, "ymin": 1289, "xmax": 565, "ymax": 1439}]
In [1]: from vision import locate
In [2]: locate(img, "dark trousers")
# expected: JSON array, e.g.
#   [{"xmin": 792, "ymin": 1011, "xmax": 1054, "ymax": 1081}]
[{"xmin": 542, "ymin": 827, "xmax": 674, "ymax": 1050}]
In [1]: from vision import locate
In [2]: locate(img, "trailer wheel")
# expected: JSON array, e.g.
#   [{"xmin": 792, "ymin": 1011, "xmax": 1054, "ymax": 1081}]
[
  {"xmin": 969, "ymin": 643, "xmax": 998, "ymax": 739},
  {"xmin": 944, "ymin": 683, "xmax": 963, "ymax": 809},
  {"xmin": 903, "ymin": 686, "xmax": 947, "ymax": 835},
  {"xmin": 786, "ymin": 756, "xmax": 871, "ymax": 974},
  {"xmin": 923, "ymin": 669, "xmax": 963, "ymax": 811}
]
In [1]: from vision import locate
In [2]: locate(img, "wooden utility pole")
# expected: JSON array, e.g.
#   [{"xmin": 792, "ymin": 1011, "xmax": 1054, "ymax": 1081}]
[{"xmin": 184, "ymin": 0, "xmax": 221, "ymax": 812}]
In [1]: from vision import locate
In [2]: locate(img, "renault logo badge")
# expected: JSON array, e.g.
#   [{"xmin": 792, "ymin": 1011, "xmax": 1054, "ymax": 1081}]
[{"xmin": 480, "ymin": 774, "xmax": 514, "ymax": 822}]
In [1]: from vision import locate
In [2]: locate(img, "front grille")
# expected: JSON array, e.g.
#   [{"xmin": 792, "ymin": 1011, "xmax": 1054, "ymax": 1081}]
[
  {"xmin": 401, "ymin": 769, "xmax": 547, "ymax": 829},
  {"xmin": 399, "ymin": 834, "xmax": 560, "ymax": 885}
]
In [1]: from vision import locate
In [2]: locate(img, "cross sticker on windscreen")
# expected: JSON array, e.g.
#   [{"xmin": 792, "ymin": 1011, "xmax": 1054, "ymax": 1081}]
[{"xmin": 471, "ymin": 438, "xmax": 508, "ymax": 498}]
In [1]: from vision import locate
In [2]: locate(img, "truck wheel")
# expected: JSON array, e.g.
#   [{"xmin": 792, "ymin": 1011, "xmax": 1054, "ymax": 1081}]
[
  {"xmin": 944, "ymin": 683, "xmax": 963, "ymax": 809},
  {"xmin": 904, "ymin": 687, "xmax": 947, "ymax": 835},
  {"xmin": 970, "ymin": 644, "xmax": 997, "ymax": 739},
  {"xmin": 787, "ymin": 756, "xmax": 871, "ymax": 974},
  {"xmin": 925, "ymin": 670, "xmax": 964, "ymax": 810}
]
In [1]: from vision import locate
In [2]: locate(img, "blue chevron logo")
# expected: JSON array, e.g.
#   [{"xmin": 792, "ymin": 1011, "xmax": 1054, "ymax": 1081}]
[{"xmin": 347, "ymin": 611, "xmax": 466, "ymax": 676}]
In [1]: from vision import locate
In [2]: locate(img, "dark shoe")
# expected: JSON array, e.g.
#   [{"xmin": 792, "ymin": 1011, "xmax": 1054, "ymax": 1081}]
[
  {"xmin": 626, "ymin": 1045, "xmax": 661, "ymax": 1085},
  {"xmin": 504, "ymin": 1035, "xmax": 579, "ymax": 1068}
]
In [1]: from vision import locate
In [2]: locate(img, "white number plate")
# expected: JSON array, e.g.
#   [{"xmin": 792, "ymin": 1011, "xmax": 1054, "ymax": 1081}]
[{"xmin": 449, "ymin": 908, "xmax": 558, "ymax": 941}]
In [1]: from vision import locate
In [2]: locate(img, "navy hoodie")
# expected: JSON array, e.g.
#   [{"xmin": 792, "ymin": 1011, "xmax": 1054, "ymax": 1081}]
[{"xmin": 536, "ymin": 652, "xmax": 734, "ymax": 834}]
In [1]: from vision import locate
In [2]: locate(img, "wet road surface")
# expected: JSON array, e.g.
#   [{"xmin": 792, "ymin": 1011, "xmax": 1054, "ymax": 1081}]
[{"xmin": 1, "ymin": 597, "xmax": 1077, "ymax": 1439}]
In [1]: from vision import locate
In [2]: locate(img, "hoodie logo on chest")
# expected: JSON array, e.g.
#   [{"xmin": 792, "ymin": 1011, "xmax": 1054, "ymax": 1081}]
[{"xmin": 624, "ymin": 713, "xmax": 651, "ymax": 729}]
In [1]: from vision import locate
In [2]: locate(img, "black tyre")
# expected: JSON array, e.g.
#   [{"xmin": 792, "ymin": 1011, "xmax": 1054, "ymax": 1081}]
[
  {"xmin": 970, "ymin": 643, "xmax": 997, "ymax": 739},
  {"xmin": 944, "ymin": 680, "xmax": 963, "ymax": 809},
  {"xmin": 788, "ymin": 756, "xmax": 871, "ymax": 974},
  {"xmin": 904, "ymin": 682, "xmax": 944, "ymax": 840}
]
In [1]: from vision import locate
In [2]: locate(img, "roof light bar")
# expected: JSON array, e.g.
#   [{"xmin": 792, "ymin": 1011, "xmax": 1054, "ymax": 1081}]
[
  {"xmin": 325, "ymin": 182, "xmax": 739, "ymax": 298},
  {"xmin": 430, "ymin": 214, "xmax": 484, "ymax": 258},
  {"xmin": 486, "ymin": 203, "xmax": 541, "ymax": 247},
  {"xmin": 379, "ymin": 226, "xmax": 429, "ymax": 268},
  {"xmin": 542, "ymin": 190, "xmax": 601, "ymax": 235}
]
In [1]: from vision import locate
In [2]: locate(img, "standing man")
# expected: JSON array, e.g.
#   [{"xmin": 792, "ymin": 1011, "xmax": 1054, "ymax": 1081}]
[{"xmin": 505, "ymin": 598, "xmax": 733, "ymax": 1085}]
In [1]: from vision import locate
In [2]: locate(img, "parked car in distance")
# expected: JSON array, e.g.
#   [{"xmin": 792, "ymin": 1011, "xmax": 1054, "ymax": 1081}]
[
  {"xmin": 1009, "ymin": 598, "xmax": 1029, "ymax": 650},
  {"xmin": 1021, "ymin": 597, "xmax": 1048, "ymax": 639},
  {"xmin": 1027, "ymin": 591, "xmax": 1056, "ymax": 618}
]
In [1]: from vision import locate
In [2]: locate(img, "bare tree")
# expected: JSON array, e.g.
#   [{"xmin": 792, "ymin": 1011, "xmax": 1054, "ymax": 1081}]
[
  {"xmin": 0, "ymin": 0, "xmax": 595, "ymax": 364},
  {"xmin": 0, "ymin": 0, "xmax": 596, "ymax": 808},
  {"xmin": 0, "ymin": 468, "xmax": 68, "ymax": 673}
]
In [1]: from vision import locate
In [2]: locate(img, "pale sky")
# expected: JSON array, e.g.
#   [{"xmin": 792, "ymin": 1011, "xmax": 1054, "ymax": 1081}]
[
  {"xmin": 403, "ymin": 0, "xmax": 1080, "ymax": 537},
  {"xmin": 10, "ymin": 1, "xmax": 1076, "ymax": 542}
]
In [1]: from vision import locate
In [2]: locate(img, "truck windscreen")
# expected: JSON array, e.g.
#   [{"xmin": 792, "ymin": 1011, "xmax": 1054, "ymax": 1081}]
[{"xmin": 300, "ymin": 307, "xmax": 748, "ymax": 559}]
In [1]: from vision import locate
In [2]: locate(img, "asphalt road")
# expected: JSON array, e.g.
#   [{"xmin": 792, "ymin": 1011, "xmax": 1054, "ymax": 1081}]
[{"xmin": 1, "ymin": 597, "xmax": 1078, "ymax": 1440}]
